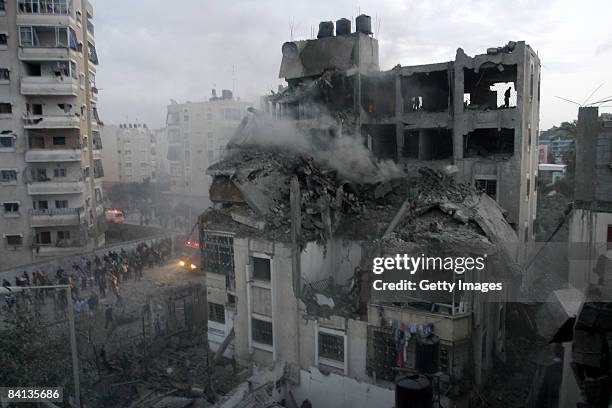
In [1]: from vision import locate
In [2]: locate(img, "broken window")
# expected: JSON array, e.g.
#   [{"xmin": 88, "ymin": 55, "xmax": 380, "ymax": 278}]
[
  {"xmin": 361, "ymin": 73, "xmax": 395, "ymax": 118},
  {"xmin": 402, "ymin": 130, "xmax": 419, "ymax": 159},
  {"xmin": 464, "ymin": 128, "xmax": 514, "ymax": 158},
  {"xmin": 463, "ymin": 65, "xmax": 517, "ymax": 110},
  {"xmin": 412, "ymin": 129, "xmax": 453, "ymax": 160},
  {"xmin": 202, "ymin": 233, "xmax": 234, "ymax": 275},
  {"xmin": 6, "ymin": 235, "xmax": 23, "ymax": 246},
  {"xmin": 475, "ymin": 178, "xmax": 497, "ymax": 200},
  {"xmin": 364, "ymin": 124, "xmax": 396, "ymax": 160},
  {"xmin": 93, "ymin": 159, "xmax": 104, "ymax": 178},
  {"xmin": 318, "ymin": 331, "xmax": 344, "ymax": 363},
  {"xmin": 252, "ymin": 318, "xmax": 273, "ymax": 346},
  {"xmin": 401, "ymin": 70, "xmax": 450, "ymax": 113},
  {"xmin": 252, "ymin": 256, "xmax": 271, "ymax": 282},
  {"xmin": 208, "ymin": 302, "xmax": 225, "ymax": 324},
  {"xmin": 3, "ymin": 202, "xmax": 19, "ymax": 214},
  {"xmin": 0, "ymin": 69, "xmax": 9, "ymax": 80}
]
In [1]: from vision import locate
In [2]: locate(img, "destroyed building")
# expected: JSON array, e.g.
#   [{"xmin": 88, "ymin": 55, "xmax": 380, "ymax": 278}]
[
  {"xmin": 196, "ymin": 17, "xmax": 531, "ymax": 408},
  {"xmin": 261, "ymin": 17, "xmax": 540, "ymax": 267}
]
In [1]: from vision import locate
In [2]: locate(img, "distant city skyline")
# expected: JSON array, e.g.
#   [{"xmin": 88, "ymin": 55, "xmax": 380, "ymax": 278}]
[{"xmin": 94, "ymin": 0, "xmax": 612, "ymax": 130}]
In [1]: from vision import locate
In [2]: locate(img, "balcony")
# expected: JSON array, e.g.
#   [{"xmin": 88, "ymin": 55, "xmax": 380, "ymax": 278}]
[
  {"xmin": 27, "ymin": 179, "xmax": 85, "ymax": 195},
  {"xmin": 23, "ymin": 114, "xmax": 81, "ymax": 130},
  {"xmin": 18, "ymin": 47, "xmax": 77, "ymax": 62},
  {"xmin": 30, "ymin": 208, "xmax": 84, "ymax": 227},
  {"xmin": 25, "ymin": 148, "xmax": 82, "ymax": 162},
  {"xmin": 21, "ymin": 76, "xmax": 79, "ymax": 96}
]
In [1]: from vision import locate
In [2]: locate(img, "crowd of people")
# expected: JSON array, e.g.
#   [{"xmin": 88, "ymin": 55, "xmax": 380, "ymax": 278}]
[{"xmin": 1, "ymin": 239, "xmax": 173, "ymax": 327}]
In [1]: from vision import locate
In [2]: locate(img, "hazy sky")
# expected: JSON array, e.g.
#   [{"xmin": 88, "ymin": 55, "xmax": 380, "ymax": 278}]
[{"xmin": 94, "ymin": 0, "xmax": 612, "ymax": 130}]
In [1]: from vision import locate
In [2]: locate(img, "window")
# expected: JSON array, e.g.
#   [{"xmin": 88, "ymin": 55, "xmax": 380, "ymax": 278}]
[
  {"xmin": 207, "ymin": 150, "xmax": 214, "ymax": 161},
  {"xmin": 57, "ymin": 230, "xmax": 70, "ymax": 241},
  {"xmin": 3, "ymin": 202, "xmax": 19, "ymax": 213},
  {"xmin": 0, "ymin": 33, "xmax": 6, "ymax": 45},
  {"xmin": 55, "ymin": 200, "xmax": 68, "ymax": 209},
  {"xmin": 207, "ymin": 132, "xmax": 213, "ymax": 139},
  {"xmin": 0, "ymin": 134, "xmax": 15, "ymax": 148},
  {"xmin": 0, "ymin": 1, "xmax": 5, "ymax": 12},
  {"xmin": 37, "ymin": 231, "xmax": 51, "ymax": 244},
  {"xmin": 0, "ymin": 169, "xmax": 17, "ymax": 182},
  {"xmin": 208, "ymin": 302, "xmax": 225, "ymax": 324},
  {"xmin": 252, "ymin": 318, "xmax": 273, "ymax": 346},
  {"xmin": 53, "ymin": 136, "xmax": 66, "ymax": 146},
  {"xmin": 18, "ymin": 0, "xmax": 69, "ymax": 14},
  {"xmin": 0, "ymin": 69, "xmax": 9, "ymax": 80},
  {"xmin": 252, "ymin": 257, "xmax": 271, "ymax": 281},
  {"xmin": 202, "ymin": 233, "xmax": 234, "ymax": 275},
  {"xmin": 607, "ymin": 225, "xmax": 612, "ymax": 250},
  {"xmin": 475, "ymin": 179, "xmax": 497, "ymax": 200},
  {"xmin": 125, "ymin": 162, "xmax": 132, "ymax": 168},
  {"xmin": 183, "ymin": 115, "xmax": 189, "ymax": 122},
  {"xmin": 53, "ymin": 168, "xmax": 66, "ymax": 177},
  {"xmin": 318, "ymin": 331, "xmax": 345, "ymax": 363},
  {"xmin": 19, "ymin": 27, "xmax": 33, "ymax": 46},
  {"xmin": 207, "ymin": 113, "xmax": 213, "ymax": 121},
  {"xmin": 6, "ymin": 235, "xmax": 23, "ymax": 246},
  {"xmin": 0, "ymin": 103, "xmax": 12, "ymax": 114}
]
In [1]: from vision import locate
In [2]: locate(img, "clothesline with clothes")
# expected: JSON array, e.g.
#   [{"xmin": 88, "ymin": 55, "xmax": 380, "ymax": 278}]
[{"xmin": 386, "ymin": 318, "xmax": 436, "ymax": 368}]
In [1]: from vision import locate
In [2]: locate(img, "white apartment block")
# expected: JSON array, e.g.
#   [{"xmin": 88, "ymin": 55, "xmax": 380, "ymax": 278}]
[
  {"xmin": 163, "ymin": 90, "xmax": 252, "ymax": 218},
  {"xmin": 100, "ymin": 123, "xmax": 159, "ymax": 185},
  {"xmin": 0, "ymin": 0, "xmax": 105, "ymax": 270}
]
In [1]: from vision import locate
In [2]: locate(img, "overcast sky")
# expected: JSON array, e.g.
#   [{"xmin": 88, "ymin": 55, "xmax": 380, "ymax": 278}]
[{"xmin": 94, "ymin": 0, "xmax": 612, "ymax": 130}]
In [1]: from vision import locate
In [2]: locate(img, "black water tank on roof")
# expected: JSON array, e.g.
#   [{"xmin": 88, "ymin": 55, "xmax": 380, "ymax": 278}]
[
  {"xmin": 336, "ymin": 18, "xmax": 351, "ymax": 35},
  {"xmin": 415, "ymin": 334, "xmax": 440, "ymax": 374},
  {"xmin": 395, "ymin": 374, "xmax": 433, "ymax": 408},
  {"xmin": 356, "ymin": 14, "xmax": 372, "ymax": 35},
  {"xmin": 317, "ymin": 21, "xmax": 334, "ymax": 38}
]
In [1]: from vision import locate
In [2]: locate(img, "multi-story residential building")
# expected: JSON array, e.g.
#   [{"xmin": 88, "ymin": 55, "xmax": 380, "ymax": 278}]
[
  {"xmin": 163, "ymin": 90, "xmax": 252, "ymax": 228},
  {"xmin": 263, "ymin": 23, "xmax": 540, "ymax": 266},
  {"xmin": 100, "ymin": 123, "xmax": 159, "ymax": 185},
  {"xmin": 0, "ymin": 0, "xmax": 105, "ymax": 269},
  {"xmin": 195, "ymin": 17, "xmax": 536, "ymax": 407},
  {"xmin": 568, "ymin": 107, "xmax": 612, "ymax": 289}
]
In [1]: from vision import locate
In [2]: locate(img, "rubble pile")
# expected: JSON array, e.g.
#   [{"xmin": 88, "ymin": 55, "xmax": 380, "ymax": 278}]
[{"xmin": 206, "ymin": 148, "xmax": 486, "ymax": 246}]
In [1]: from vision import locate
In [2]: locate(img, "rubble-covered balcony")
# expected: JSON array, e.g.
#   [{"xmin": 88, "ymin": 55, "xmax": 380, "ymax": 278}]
[{"xmin": 30, "ymin": 207, "xmax": 85, "ymax": 227}]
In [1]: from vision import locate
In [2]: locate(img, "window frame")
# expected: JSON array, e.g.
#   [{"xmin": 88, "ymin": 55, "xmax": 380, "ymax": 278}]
[
  {"xmin": 316, "ymin": 325, "xmax": 346, "ymax": 372},
  {"xmin": 5, "ymin": 234, "xmax": 24, "ymax": 247},
  {"xmin": 251, "ymin": 315, "xmax": 273, "ymax": 349}
]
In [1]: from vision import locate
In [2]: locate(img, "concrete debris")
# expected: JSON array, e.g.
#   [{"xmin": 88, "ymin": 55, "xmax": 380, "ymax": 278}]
[{"xmin": 314, "ymin": 293, "xmax": 335, "ymax": 308}]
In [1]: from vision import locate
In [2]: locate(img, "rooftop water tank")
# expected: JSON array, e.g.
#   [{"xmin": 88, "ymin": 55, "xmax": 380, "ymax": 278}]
[{"xmin": 356, "ymin": 14, "xmax": 372, "ymax": 35}]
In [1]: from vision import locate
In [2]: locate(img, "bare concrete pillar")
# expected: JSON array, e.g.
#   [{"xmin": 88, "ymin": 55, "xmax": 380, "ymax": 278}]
[
  {"xmin": 452, "ymin": 55, "xmax": 466, "ymax": 162},
  {"xmin": 395, "ymin": 73, "xmax": 404, "ymax": 161}
]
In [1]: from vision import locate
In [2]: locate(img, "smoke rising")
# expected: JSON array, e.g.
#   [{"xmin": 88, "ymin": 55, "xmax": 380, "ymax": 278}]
[{"xmin": 226, "ymin": 109, "xmax": 405, "ymax": 183}]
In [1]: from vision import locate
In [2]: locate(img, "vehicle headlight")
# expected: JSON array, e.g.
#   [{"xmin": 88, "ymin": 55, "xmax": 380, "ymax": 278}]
[
  {"xmin": 179, "ymin": 260, "xmax": 185, "ymax": 266},
  {"xmin": 190, "ymin": 264, "xmax": 197, "ymax": 269}
]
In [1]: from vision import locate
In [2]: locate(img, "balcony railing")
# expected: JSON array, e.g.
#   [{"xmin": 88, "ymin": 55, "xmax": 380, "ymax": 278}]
[
  {"xmin": 87, "ymin": 20, "xmax": 94, "ymax": 35},
  {"xmin": 30, "ymin": 207, "xmax": 82, "ymax": 216},
  {"xmin": 18, "ymin": 1, "xmax": 71, "ymax": 15},
  {"xmin": 23, "ymin": 114, "xmax": 81, "ymax": 129},
  {"xmin": 21, "ymin": 76, "xmax": 79, "ymax": 96},
  {"xmin": 27, "ymin": 179, "xmax": 85, "ymax": 195}
]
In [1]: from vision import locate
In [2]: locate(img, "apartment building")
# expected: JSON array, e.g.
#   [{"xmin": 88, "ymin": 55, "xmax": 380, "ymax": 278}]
[
  {"xmin": 0, "ymin": 0, "xmax": 105, "ymax": 269},
  {"xmin": 195, "ymin": 17, "xmax": 530, "ymax": 407},
  {"xmin": 264, "ymin": 22, "xmax": 540, "ymax": 266},
  {"xmin": 568, "ymin": 107, "xmax": 612, "ymax": 289},
  {"xmin": 163, "ymin": 91, "xmax": 252, "ymax": 226},
  {"xmin": 100, "ymin": 123, "xmax": 159, "ymax": 185}
]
